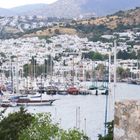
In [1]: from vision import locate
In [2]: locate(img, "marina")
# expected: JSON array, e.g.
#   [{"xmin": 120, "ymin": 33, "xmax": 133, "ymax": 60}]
[{"xmin": 1, "ymin": 82, "xmax": 140, "ymax": 139}]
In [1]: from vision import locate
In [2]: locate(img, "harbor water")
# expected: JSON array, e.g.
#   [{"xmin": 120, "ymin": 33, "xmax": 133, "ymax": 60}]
[{"xmin": 3, "ymin": 82, "xmax": 140, "ymax": 140}]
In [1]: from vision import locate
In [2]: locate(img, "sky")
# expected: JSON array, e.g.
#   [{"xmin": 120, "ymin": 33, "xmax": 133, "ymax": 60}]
[{"xmin": 0, "ymin": 0, "xmax": 58, "ymax": 8}]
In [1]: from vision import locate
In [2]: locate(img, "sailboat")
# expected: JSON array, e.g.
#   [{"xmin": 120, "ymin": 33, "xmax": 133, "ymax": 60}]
[
  {"xmin": 57, "ymin": 84, "xmax": 68, "ymax": 95},
  {"xmin": 88, "ymin": 61, "xmax": 98, "ymax": 95},
  {"xmin": 97, "ymin": 61, "xmax": 109, "ymax": 95},
  {"xmin": 98, "ymin": 85, "xmax": 108, "ymax": 95}
]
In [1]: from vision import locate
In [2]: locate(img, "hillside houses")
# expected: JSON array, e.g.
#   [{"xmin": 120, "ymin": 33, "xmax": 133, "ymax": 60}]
[{"xmin": 0, "ymin": 33, "xmax": 140, "ymax": 82}]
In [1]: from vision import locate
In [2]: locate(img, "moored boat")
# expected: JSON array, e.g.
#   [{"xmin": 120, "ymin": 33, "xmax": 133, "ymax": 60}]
[
  {"xmin": 46, "ymin": 86, "xmax": 58, "ymax": 95},
  {"xmin": 0, "ymin": 100, "xmax": 17, "ymax": 107},
  {"xmin": 9, "ymin": 94, "xmax": 56, "ymax": 106},
  {"xmin": 17, "ymin": 98, "xmax": 55, "ymax": 106},
  {"xmin": 67, "ymin": 87, "xmax": 79, "ymax": 95},
  {"xmin": 88, "ymin": 85, "xmax": 98, "ymax": 95},
  {"xmin": 57, "ymin": 85, "xmax": 68, "ymax": 95},
  {"xmin": 97, "ymin": 86, "xmax": 108, "ymax": 95},
  {"xmin": 79, "ymin": 86, "xmax": 90, "ymax": 95}
]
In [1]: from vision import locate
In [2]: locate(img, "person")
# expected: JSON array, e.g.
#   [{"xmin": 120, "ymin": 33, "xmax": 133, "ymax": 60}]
[{"xmin": 95, "ymin": 89, "xmax": 98, "ymax": 96}]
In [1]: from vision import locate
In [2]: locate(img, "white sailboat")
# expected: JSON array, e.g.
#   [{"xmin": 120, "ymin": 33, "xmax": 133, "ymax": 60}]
[{"xmin": 88, "ymin": 61, "xmax": 98, "ymax": 95}]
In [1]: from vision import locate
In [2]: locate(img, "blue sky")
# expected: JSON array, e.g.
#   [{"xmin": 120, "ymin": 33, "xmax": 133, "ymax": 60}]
[{"xmin": 0, "ymin": 0, "xmax": 58, "ymax": 8}]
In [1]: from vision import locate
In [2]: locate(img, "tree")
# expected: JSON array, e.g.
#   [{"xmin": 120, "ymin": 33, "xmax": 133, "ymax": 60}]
[
  {"xmin": 98, "ymin": 121, "xmax": 114, "ymax": 140},
  {"xmin": 117, "ymin": 67, "xmax": 131, "ymax": 80},
  {"xmin": 0, "ymin": 52, "xmax": 6, "ymax": 58},
  {"xmin": 19, "ymin": 113, "xmax": 88, "ymax": 140},
  {"xmin": 82, "ymin": 51, "xmax": 107, "ymax": 61},
  {"xmin": 54, "ymin": 29, "xmax": 60, "ymax": 34},
  {"xmin": 0, "ymin": 107, "xmax": 34, "ymax": 140},
  {"xmin": 137, "ymin": 49, "xmax": 140, "ymax": 60},
  {"xmin": 96, "ymin": 64, "xmax": 106, "ymax": 79},
  {"xmin": 48, "ymin": 28, "xmax": 52, "ymax": 33},
  {"xmin": 0, "ymin": 108, "xmax": 88, "ymax": 140},
  {"xmin": 93, "ymin": 52, "xmax": 103, "ymax": 61},
  {"xmin": 117, "ymin": 67, "xmax": 125, "ymax": 79},
  {"xmin": 23, "ymin": 64, "xmax": 29, "ymax": 77}
]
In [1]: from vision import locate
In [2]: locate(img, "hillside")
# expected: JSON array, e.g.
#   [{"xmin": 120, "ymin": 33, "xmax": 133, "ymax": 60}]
[
  {"xmin": 24, "ymin": 26, "xmax": 77, "ymax": 37},
  {"xmin": 22, "ymin": 7, "xmax": 140, "ymax": 41},
  {"xmin": 0, "ymin": 7, "xmax": 140, "ymax": 40}
]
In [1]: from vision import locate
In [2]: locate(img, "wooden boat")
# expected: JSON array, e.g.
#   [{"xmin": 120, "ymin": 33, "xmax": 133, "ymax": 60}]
[{"xmin": 9, "ymin": 94, "xmax": 56, "ymax": 106}]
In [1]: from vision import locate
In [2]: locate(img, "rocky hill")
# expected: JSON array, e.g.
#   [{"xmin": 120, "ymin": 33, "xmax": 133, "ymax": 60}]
[
  {"xmin": 76, "ymin": 7, "xmax": 140, "ymax": 29},
  {"xmin": 24, "ymin": 7, "xmax": 140, "ymax": 41},
  {"xmin": 0, "ymin": 7, "xmax": 140, "ymax": 40}
]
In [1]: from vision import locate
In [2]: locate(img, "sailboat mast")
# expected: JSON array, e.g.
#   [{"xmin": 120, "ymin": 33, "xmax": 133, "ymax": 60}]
[
  {"xmin": 10, "ymin": 56, "xmax": 14, "ymax": 94},
  {"xmin": 104, "ymin": 49, "xmax": 111, "ymax": 135},
  {"xmin": 109, "ymin": 51, "xmax": 111, "ymax": 85},
  {"xmin": 72, "ymin": 55, "xmax": 74, "ymax": 86},
  {"xmin": 16, "ymin": 56, "xmax": 19, "ymax": 94},
  {"xmin": 91, "ymin": 60, "xmax": 94, "ymax": 85},
  {"xmin": 114, "ymin": 40, "xmax": 117, "ymax": 103},
  {"xmin": 50, "ymin": 55, "xmax": 53, "ymax": 82}
]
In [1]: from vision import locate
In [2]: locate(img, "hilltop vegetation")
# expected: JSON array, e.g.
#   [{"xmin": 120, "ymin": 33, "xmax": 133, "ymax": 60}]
[
  {"xmin": 68, "ymin": 7, "xmax": 140, "ymax": 41},
  {"xmin": 24, "ymin": 26, "xmax": 77, "ymax": 38}
]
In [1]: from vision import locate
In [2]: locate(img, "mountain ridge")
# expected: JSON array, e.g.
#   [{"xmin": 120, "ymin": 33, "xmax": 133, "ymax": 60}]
[{"xmin": 0, "ymin": 0, "xmax": 140, "ymax": 17}]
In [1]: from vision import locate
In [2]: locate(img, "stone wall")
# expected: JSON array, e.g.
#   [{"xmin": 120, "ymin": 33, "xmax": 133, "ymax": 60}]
[{"xmin": 114, "ymin": 100, "xmax": 140, "ymax": 140}]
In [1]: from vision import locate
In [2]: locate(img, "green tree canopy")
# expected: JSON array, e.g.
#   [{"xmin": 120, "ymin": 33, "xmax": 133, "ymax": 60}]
[
  {"xmin": 0, "ymin": 108, "xmax": 89, "ymax": 140},
  {"xmin": 98, "ymin": 121, "xmax": 114, "ymax": 140},
  {"xmin": 19, "ymin": 113, "xmax": 88, "ymax": 140},
  {"xmin": 0, "ymin": 107, "xmax": 34, "ymax": 140},
  {"xmin": 82, "ymin": 51, "xmax": 108, "ymax": 61}
]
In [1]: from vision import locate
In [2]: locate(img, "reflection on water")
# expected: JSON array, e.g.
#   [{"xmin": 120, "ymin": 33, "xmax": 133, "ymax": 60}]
[{"xmin": 3, "ymin": 83, "xmax": 140, "ymax": 139}]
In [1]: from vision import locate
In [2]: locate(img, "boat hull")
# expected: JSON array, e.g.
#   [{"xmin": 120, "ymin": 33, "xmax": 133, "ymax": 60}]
[
  {"xmin": 88, "ymin": 89, "xmax": 97, "ymax": 95},
  {"xmin": 98, "ymin": 89, "xmax": 108, "ymax": 95},
  {"xmin": 0, "ymin": 101, "xmax": 17, "ymax": 107},
  {"xmin": 17, "ymin": 99, "xmax": 55, "ymax": 106}
]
